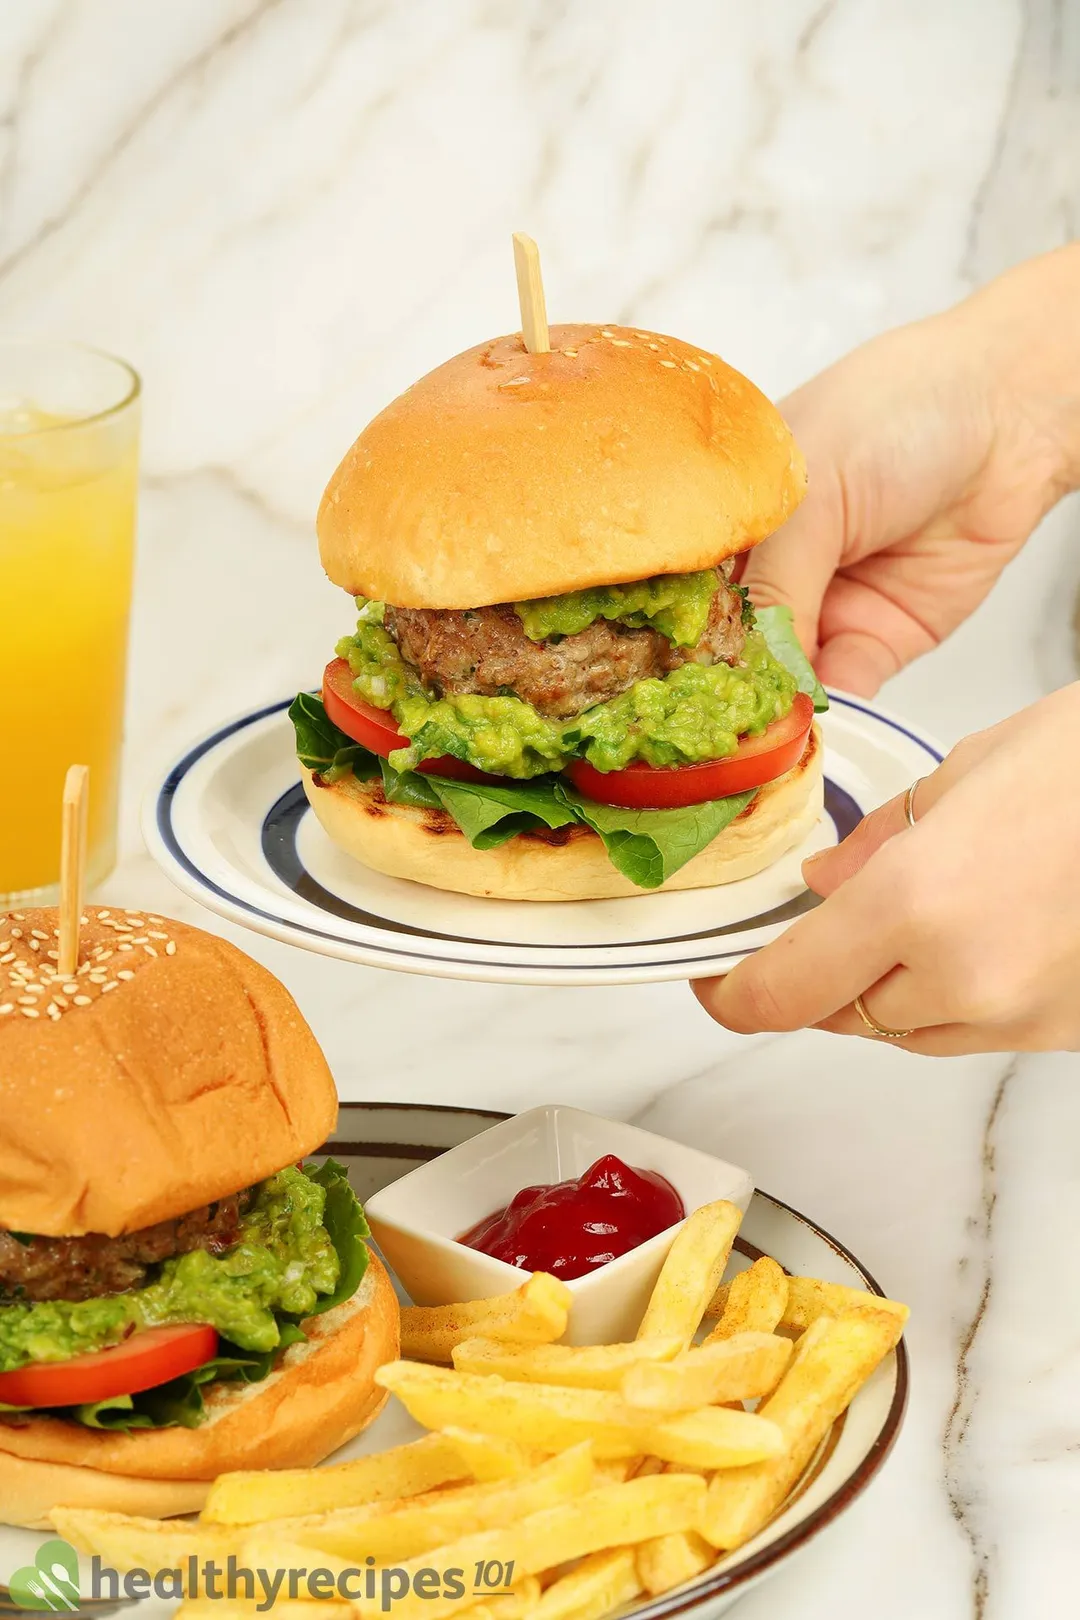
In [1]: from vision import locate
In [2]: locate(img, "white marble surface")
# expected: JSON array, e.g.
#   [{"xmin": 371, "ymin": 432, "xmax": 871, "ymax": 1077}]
[{"xmin": 2, "ymin": 2, "xmax": 1080, "ymax": 1614}]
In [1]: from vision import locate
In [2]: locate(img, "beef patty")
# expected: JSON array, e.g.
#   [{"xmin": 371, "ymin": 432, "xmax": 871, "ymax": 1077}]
[
  {"xmin": 385, "ymin": 569, "xmax": 747, "ymax": 721},
  {"xmin": 0, "ymin": 1192, "xmax": 251, "ymax": 1304}
]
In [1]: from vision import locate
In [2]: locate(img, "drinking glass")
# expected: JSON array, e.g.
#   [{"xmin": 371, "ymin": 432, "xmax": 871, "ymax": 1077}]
[{"xmin": 0, "ymin": 343, "xmax": 140, "ymax": 906}]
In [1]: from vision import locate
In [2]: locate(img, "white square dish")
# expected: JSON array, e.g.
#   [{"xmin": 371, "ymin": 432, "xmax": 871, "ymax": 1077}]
[{"xmin": 364, "ymin": 1104, "xmax": 754, "ymax": 1344}]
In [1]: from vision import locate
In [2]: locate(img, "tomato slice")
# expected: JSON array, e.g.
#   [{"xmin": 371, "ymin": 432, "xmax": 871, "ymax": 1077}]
[
  {"xmin": 322, "ymin": 659, "xmax": 499, "ymax": 784},
  {"xmin": 566, "ymin": 692, "xmax": 815, "ymax": 809},
  {"xmin": 0, "ymin": 1323, "xmax": 219, "ymax": 1409}
]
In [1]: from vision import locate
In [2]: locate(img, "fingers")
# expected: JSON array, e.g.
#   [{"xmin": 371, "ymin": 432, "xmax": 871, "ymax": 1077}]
[
  {"xmin": 814, "ymin": 630, "xmax": 900, "ymax": 697},
  {"xmin": 693, "ymin": 871, "xmax": 900, "ymax": 1034},
  {"xmin": 740, "ymin": 470, "xmax": 845, "ymax": 657},
  {"xmin": 802, "ymin": 790, "xmax": 914, "ymax": 899}
]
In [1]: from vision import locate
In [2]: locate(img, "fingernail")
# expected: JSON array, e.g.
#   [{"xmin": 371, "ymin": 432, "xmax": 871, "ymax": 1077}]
[{"xmin": 802, "ymin": 850, "xmax": 828, "ymax": 873}]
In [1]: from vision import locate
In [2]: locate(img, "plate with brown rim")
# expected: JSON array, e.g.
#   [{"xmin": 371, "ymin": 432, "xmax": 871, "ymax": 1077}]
[{"xmin": 0, "ymin": 1102, "xmax": 908, "ymax": 1620}]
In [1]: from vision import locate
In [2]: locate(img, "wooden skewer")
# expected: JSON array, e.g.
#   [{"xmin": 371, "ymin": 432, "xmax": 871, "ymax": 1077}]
[
  {"xmin": 512, "ymin": 232, "xmax": 550, "ymax": 354},
  {"xmin": 58, "ymin": 764, "xmax": 90, "ymax": 977}
]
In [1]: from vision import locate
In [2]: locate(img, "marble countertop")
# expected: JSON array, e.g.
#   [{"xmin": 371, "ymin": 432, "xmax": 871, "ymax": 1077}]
[{"xmin": 4, "ymin": 2, "xmax": 1080, "ymax": 1613}]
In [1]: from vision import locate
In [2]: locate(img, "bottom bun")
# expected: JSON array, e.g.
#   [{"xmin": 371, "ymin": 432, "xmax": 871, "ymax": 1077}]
[
  {"xmin": 301, "ymin": 723, "xmax": 824, "ymax": 902},
  {"xmin": 0, "ymin": 1253, "xmax": 398, "ymax": 1528}
]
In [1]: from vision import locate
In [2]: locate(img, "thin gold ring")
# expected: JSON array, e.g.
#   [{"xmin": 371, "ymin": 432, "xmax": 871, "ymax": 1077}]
[
  {"xmin": 903, "ymin": 777, "xmax": 925, "ymax": 829},
  {"xmin": 853, "ymin": 993, "xmax": 914, "ymax": 1041}
]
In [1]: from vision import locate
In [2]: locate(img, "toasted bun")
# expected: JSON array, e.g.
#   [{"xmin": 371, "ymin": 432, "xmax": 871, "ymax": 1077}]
[
  {"xmin": 300, "ymin": 726, "xmax": 823, "ymax": 902},
  {"xmin": 0, "ymin": 908, "xmax": 339, "ymax": 1237},
  {"xmin": 0, "ymin": 1253, "xmax": 399, "ymax": 1527},
  {"xmin": 318, "ymin": 325, "xmax": 806, "ymax": 608}
]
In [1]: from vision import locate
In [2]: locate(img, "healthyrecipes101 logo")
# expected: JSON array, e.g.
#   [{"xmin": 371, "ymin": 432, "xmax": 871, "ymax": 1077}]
[
  {"xmin": 10, "ymin": 1536, "xmax": 519, "ymax": 1612},
  {"xmin": 9, "ymin": 1539, "xmax": 80, "ymax": 1611}
]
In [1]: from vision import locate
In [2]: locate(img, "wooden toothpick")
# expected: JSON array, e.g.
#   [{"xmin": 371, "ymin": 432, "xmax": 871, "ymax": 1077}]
[
  {"xmin": 58, "ymin": 765, "xmax": 90, "ymax": 977},
  {"xmin": 512, "ymin": 232, "xmax": 550, "ymax": 354}
]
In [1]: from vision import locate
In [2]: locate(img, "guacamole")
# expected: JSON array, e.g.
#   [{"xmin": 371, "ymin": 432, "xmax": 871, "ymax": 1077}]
[
  {"xmin": 514, "ymin": 570, "xmax": 719, "ymax": 646},
  {"xmin": 570, "ymin": 631, "xmax": 798, "ymax": 771},
  {"xmin": 0, "ymin": 1168, "xmax": 341, "ymax": 1374},
  {"xmin": 337, "ymin": 605, "xmax": 797, "ymax": 779}
]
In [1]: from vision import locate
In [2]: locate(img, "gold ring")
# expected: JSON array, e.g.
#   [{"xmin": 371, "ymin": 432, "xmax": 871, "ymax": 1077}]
[
  {"xmin": 903, "ymin": 777, "xmax": 925, "ymax": 829},
  {"xmin": 853, "ymin": 993, "xmax": 914, "ymax": 1041}
]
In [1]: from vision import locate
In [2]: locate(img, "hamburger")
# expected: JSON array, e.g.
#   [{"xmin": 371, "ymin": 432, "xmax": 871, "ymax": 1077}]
[
  {"xmin": 0, "ymin": 907, "xmax": 398, "ymax": 1528},
  {"xmin": 291, "ymin": 324, "xmax": 827, "ymax": 902}
]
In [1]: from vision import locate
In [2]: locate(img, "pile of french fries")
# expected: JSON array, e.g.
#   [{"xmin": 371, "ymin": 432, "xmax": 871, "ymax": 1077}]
[{"xmin": 54, "ymin": 1200, "xmax": 908, "ymax": 1620}]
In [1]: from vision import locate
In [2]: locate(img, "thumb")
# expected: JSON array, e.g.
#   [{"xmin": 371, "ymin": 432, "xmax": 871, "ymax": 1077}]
[{"xmin": 740, "ymin": 465, "xmax": 845, "ymax": 659}]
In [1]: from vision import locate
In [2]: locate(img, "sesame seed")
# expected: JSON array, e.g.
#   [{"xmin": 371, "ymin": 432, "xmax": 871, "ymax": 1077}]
[
  {"xmin": 0, "ymin": 952, "xmax": 14, "ymax": 965},
  {"xmin": 95, "ymin": 950, "xmax": 113, "ymax": 961},
  {"xmin": 648, "ymin": 344, "xmax": 660, "ymax": 350},
  {"xmin": 46, "ymin": 1004, "xmax": 60, "ymax": 1020},
  {"xmin": 117, "ymin": 970, "xmax": 135, "ymax": 981},
  {"xmin": 118, "ymin": 942, "xmax": 133, "ymax": 952},
  {"xmin": 63, "ymin": 984, "xmax": 78, "ymax": 995},
  {"xmin": 165, "ymin": 941, "xmax": 177, "ymax": 956},
  {"xmin": 28, "ymin": 940, "xmax": 39, "ymax": 951},
  {"xmin": 102, "ymin": 981, "xmax": 118, "ymax": 994},
  {"xmin": 10, "ymin": 928, "xmax": 22, "ymax": 939},
  {"xmin": 45, "ymin": 949, "xmax": 58, "ymax": 961},
  {"xmin": 97, "ymin": 910, "xmax": 112, "ymax": 920},
  {"xmin": 125, "ymin": 917, "xmax": 146, "ymax": 927},
  {"xmin": 148, "ymin": 931, "xmax": 168, "ymax": 941},
  {"xmin": 0, "ymin": 1004, "xmax": 12, "ymax": 1015},
  {"xmin": 561, "ymin": 348, "xmax": 578, "ymax": 358},
  {"xmin": 20, "ymin": 1007, "xmax": 39, "ymax": 1019},
  {"xmin": 635, "ymin": 333, "xmax": 650, "ymax": 340},
  {"xmin": 144, "ymin": 944, "xmax": 158, "ymax": 958},
  {"xmin": 10, "ymin": 912, "xmax": 24, "ymax": 921},
  {"xmin": 684, "ymin": 361, "xmax": 700, "ymax": 371},
  {"xmin": 30, "ymin": 930, "xmax": 48, "ymax": 941},
  {"xmin": 697, "ymin": 355, "xmax": 713, "ymax": 366},
  {"xmin": 130, "ymin": 936, "xmax": 148, "ymax": 946},
  {"xmin": 660, "ymin": 359, "xmax": 676, "ymax": 368},
  {"xmin": 88, "ymin": 971, "xmax": 107, "ymax": 983},
  {"xmin": 53, "ymin": 994, "xmax": 68, "ymax": 1009},
  {"xmin": 609, "ymin": 339, "xmax": 631, "ymax": 347},
  {"xmin": 600, "ymin": 329, "xmax": 615, "ymax": 337},
  {"xmin": 73, "ymin": 996, "xmax": 92, "ymax": 1006},
  {"xmin": 16, "ymin": 996, "xmax": 37, "ymax": 1006}
]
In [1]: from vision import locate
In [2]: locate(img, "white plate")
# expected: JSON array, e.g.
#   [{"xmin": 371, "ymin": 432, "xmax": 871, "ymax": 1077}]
[
  {"xmin": 141, "ymin": 693, "xmax": 942, "ymax": 986},
  {"xmin": 0, "ymin": 1102, "xmax": 908, "ymax": 1620}
]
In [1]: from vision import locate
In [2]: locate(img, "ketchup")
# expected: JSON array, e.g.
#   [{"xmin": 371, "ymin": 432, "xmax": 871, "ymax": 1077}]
[{"xmin": 459, "ymin": 1155, "xmax": 684, "ymax": 1280}]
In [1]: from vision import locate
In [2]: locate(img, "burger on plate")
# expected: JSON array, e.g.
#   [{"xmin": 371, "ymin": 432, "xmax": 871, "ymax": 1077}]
[
  {"xmin": 0, "ymin": 907, "xmax": 398, "ymax": 1528},
  {"xmin": 292, "ymin": 324, "xmax": 826, "ymax": 902}
]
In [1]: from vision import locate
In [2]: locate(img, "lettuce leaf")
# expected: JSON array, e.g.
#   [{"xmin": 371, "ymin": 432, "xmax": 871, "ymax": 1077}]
[
  {"xmin": 427, "ymin": 776, "xmax": 577, "ymax": 850},
  {"xmin": 554, "ymin": 783, "xmax": 757, "ymax": 889},
  {"xmin": 755, "ymin": 605, "xmax": 829, "ymax": 712},
  {"xmin": 289, "ymin": 692, "xmax": 381, "ymax": 781},
  {"xmin": 303, "ymin": 1158, "xmax": 370, "ymax": 1315}
]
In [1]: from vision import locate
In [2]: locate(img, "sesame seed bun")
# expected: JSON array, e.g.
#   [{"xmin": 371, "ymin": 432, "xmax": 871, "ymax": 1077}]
[
  {"xmin": 317, "ymin": 325, "xmax": 806, "ymax": 608},
  {"xmin": 0, "ymin": 908, "xmax": 338, "ymax": 1238},
  {"xmin": 299, "ymin": 725, "xmax": 823, "ymax": 903},
  {"xmin": 0, "ymin": 1254, "xmax": 399, "ymax": 1527}
]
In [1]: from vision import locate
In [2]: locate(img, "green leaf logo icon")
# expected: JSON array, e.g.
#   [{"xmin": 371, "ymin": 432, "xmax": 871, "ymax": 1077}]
[{"xmin": 9, "ymin": 1538, "xmax": 80, "ymax": 1611}]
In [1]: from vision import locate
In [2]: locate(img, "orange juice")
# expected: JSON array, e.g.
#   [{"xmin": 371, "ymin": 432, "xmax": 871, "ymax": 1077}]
[{"xmin": 0, "ymin": 352, "xmax": 140, "ymax": 904}]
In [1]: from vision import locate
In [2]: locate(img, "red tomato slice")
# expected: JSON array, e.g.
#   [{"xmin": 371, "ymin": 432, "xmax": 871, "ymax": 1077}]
[
  {"xmin": 322, "ymin": 659, "xmax": 499, "ymax": 784},
  {"xmin": 566, "ymin": 692, "xmax": 815, "ymax": 809},
  {"xmin": 0, "ymin": 1324, "xmax": 219, "ymax": 1409}
]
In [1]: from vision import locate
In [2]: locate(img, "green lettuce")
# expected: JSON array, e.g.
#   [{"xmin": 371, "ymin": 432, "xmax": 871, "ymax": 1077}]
[
  {"xmin": 756, "ymin": 605, "xmax": 829, "ymax": 712},
  {"xmin": 554, "ymin": 783, "xmax": 757, "ymax": 889}
]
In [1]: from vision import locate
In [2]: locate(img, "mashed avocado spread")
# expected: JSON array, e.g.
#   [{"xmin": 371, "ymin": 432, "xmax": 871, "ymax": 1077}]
[
  {"xmin": 0, "ymin": 1168, "xmax": 340, "ymax": 1374},
  {"xmin": 338, "ymin": 599, "xmax": 797, "ymax": 779},
  {"xmin": 514, "ymin": 570, "xmax": 719, "ymax": 646}
]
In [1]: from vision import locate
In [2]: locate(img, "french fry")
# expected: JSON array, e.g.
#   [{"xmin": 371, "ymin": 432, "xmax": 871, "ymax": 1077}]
[
  {"xmin": 248, "ymin": 1474, "xmax": 705, "ymax": 1620},
  {"xmin": 636, "ymin": 1201, "xmax": 742, "ymax": 1347},
  {"xmin": 51, "ymin": 1510, "xmax": 229, "ymax": 1576},
  {"xmin": 621, "ymin": 1331, "xmax": 793, "ymax": 1414},
  {"xmin": 702, "ymin": 1258, "xmax": 789, "ymax": 1343},
  {"xmin": 377, "ymin": 1361, "xmax": 783, "ymax": 1468},
  {"xmin": 632, "ymin": 1456, "xmax": 667, "ymax": 1478},
  {"xmin": 701, "ymin": 1309, "xmax": 906, "ymax": 1550},
  {"xmin": 401, "ymin": 1274, "xmax": 572, "ymax": 1363},
  {"xmin": 635, "ymin": 1530, "xmax": 715, "ymax": 1596},
  {"xmin": 267, "ymin": 1445, "xmax": 596, "ymax": 1561},
  {"xmin": 779, "ymin": 1277, "xmax": 910, "ymax": 1334},
  {"xmin": 452, "ymin": 1335, "xmax": 683, "ymax": 1390},
  {"xmin": 442, "ymin": 1427, "xmax": 544, "ymax": 1481},
  {"xmin": 201, "ymin": 1433, "xmax": 467, "ymax": 1523},
  {"xmin": 532, "ymin": 1548, "xmax": 641, "ymax": 1620}
]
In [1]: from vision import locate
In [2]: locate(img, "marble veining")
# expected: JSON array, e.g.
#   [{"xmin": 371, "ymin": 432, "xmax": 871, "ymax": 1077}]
[{"xmin": 2, "ymin": 3, "xmax": 1079, "ymax": 1613}]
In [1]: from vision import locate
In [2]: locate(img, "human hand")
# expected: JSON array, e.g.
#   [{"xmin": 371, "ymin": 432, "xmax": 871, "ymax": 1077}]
[
  {"xmin": 743, "ymin": 247, "xmax": 1080, "ymax": 695},
  {"xmin": 693, "ymin": 682, "xmax": 1080, "ymax": 1055}
]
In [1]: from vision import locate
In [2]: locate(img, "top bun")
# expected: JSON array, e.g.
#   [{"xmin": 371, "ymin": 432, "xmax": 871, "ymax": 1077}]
[
  {"xmin": 0, "ymin": 908, "xmax": 338, "ymax": 1238},
  {"xmin": 318, "ymin": 324, "xmax": 806, "ymax": 608}
]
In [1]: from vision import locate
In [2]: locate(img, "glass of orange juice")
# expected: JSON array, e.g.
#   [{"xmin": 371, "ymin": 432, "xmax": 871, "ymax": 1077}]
[{"xmin": 0, "ymin": 343, "xmax": 140, "ymax": 906}]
